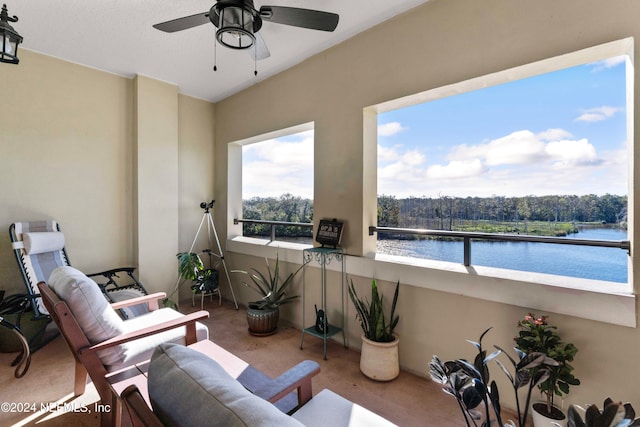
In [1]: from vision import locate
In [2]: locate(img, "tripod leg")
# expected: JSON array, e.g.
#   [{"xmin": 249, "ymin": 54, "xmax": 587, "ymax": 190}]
[
  {"xmin": 207, "ymin": 213, "xmax": 239, "ymax": 310},
  {"xmin": 172, "ymin": 213, "xmax": 209, "ymax": 307}
]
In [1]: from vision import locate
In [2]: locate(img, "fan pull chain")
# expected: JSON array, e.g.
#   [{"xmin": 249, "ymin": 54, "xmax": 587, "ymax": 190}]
[
  {"xmin": 213, "ymin": 37, "xmax": 218, "ymax": 72},
  {"xmin": 254, "ymin": 49, "xmax": 258, "ymax": 76}
]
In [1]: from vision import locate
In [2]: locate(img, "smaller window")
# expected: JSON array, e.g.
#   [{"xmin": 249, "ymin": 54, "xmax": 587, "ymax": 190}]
[{"xmin": 237, "ymin": 125, "xmax": 314, "ymax": 244}]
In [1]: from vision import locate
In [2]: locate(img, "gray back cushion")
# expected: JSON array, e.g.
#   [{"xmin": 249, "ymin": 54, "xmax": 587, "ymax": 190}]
[
  {"xmin": 49, "ymin": 266, "xmax": 125, "ymax": 365},
  {"xmin": 148, "ymin": 343, "xmax": 304, "ymax": 427}
]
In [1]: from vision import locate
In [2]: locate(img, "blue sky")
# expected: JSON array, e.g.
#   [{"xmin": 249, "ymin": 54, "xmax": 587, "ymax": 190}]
[
  {"xmin": 378, "ymin": 55, "xmax": 628, "ymax": 198},
  {"xmin": 243, "ymin": 55, "xmax": 628, "ymax": 200}
]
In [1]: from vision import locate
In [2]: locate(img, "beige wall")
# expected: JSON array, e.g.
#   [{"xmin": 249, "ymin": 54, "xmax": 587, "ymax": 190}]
[
  {"xmin": 215, "ymin": 0, "xmax": 640, "ymax": 411},
  {"xmin": 177, "ymin": 94, "xmax": 216, "ymax": 300},
  {"xmin": 0, "ymin": 51, "xmax": 216, "ymax": 297}
]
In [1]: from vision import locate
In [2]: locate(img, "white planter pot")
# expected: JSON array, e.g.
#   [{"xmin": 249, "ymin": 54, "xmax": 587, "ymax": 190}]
[
  {"xmin": 531, "ymin": 402, "xmax": 567, "ymax": 427},
  {"xmin": 359, "ymin": 335, "xmax": 400, "ymax": 381}
]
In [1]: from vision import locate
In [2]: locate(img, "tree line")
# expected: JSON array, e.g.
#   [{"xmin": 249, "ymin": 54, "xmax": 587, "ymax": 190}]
[
  {"xmin": 242, "ymin": 193, "xmax": 627, "ymax": 237},
  {"xmin": 378, "ymin": 194, "xmax": 627, "ymax": 229},
  {"xmin": 242, "ymin": 194, "xmax": 314, "ymax": 238}
]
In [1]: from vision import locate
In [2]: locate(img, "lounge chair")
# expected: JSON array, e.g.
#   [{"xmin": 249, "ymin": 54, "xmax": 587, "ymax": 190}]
[
  {"xmin": 9, "ymin": 220, "xmax": 150, "ymax": 351},
  {"xmin": 38, "ymin": 266, "xmax": 209, "ymax": 427},
  {"xmin": 119, "ymin": 343, "xmax": 396, "ymax": 427}
]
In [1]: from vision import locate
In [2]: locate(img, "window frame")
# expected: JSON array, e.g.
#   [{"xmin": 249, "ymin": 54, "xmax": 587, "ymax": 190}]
[
  {"xmin": 362, "ymin": 37, "xmax": 636, "ymax": 327},
  {"xmin": 227, "ymin": 121, "xmax": 315, "ymax": 249}
]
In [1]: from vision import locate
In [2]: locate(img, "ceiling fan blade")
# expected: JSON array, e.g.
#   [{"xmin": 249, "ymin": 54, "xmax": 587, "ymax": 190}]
[
  {"xmin": 259, "ymin": 6, "xmax": 339, "ymax": 32},
  {"xmin": 153, "ymin": 12, "xmax": 210, "ymax": 33},
  {"xmin": 251, "ymin": 32, "xmax": 271, "ymax": 60}
]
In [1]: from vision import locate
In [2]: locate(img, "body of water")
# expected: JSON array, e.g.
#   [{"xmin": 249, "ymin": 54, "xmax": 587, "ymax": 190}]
[{"xmin": 377, "ymin": 227, "xmax": 629, "ymax": 283}]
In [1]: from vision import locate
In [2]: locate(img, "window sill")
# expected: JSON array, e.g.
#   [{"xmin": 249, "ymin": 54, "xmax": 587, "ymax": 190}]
[
  {"xmin": 227, "ymin": 237, "xmax": 636, "ymax": 327},
  {"xmin": 364, "ymin": 253, "xmax": 636, "ymax": 328}
]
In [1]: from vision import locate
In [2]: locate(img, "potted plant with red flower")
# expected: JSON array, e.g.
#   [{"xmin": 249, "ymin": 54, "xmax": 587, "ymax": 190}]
[{"xmin": 514, "ymin": 313, "xmax": 580, "ymax": 427}]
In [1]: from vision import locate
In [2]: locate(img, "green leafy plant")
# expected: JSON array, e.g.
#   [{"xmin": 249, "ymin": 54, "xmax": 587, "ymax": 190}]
[
  {"xmin": 429, "ymin": 327, "xmax": 558, "ymax": 427},
  {"xmin": 233, "ymin": 255, "xmax": 302, "ymax": 310},
  {"xmin": 514, "ymin": 313, "xmax": 580, "ymax": 417},
  {"xmin": 493, "ymin": 345, "xmax": 556, "ymax": 427},
  {"xmin": 348, "ymin": 278, "xmax": 399, "ymax": 343},
  {"xmin": 429, "ymin": 327, "xmax": 503, "ymax": 427},
  {"xmin": 567, "ymin": 398, "xmax": 640, "ymax": 427},
  {"xmin": 164, "ymin": 252, "xmax": 218, "ymax": 308}
]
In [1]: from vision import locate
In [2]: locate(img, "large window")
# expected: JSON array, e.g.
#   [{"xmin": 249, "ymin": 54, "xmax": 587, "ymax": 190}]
[
  {"xmin": 376, "ymin": 48, "xmax": 630, "ymax": 284},
  {"xmin": 239, "ymin": 124, "xmax": 314, "ymax": 243}
]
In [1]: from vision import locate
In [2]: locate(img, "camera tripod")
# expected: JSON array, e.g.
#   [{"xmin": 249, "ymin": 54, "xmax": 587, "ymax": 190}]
[{"xmin": 178, "ymin": 200, "xmax": 238, "ymax": 309}]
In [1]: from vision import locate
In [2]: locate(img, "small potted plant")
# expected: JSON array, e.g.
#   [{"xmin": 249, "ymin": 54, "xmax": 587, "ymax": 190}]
[
  {"xmin": 165, "ymin": 252, "xmax": 218, "ymax": 308},
  {"xmin": 430, "ymin": 326, "xmax": 557, "ymax": 427},
  {"xmin": 348, "ymin": 278, "xmax": 400, "ymax": 381},
  {"xmin": 514, "ymin": 313, "xmax": 580, "ymax": 427},
  {"xmin": 566, "ymin": 398, "xmax": 640, "ymax": 427},
  {"xmin": 233, "ymin": 255, "xmax": 302, "ymax": 336}
]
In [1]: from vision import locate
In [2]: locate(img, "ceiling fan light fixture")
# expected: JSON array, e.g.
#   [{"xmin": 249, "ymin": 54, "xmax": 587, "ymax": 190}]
[
  {"xmin": 213, "ymin": 2, "xmax": 261, "ymax": 50},
  {"xmin": 0, "ymin": 3, "xmax": 23, "ymax": 64}
]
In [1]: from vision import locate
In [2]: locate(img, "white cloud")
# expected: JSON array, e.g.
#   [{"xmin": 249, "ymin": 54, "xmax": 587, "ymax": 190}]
[
  {"xmin": 545, "ymin": 138, "xmax": 598, "ymax": 165},
  {"xmin": 426, "ymin": 159, "xmax": 486, "ymax": 179},
  {"xmin": 378, "ymin": 128, "xmax": 613, "ymax": 198},
  {"xmin": 574, "ymin": 106, "xmax": 623, "ymax": 123},
  {"xmin": 589, "ymin": 55, "xmax": 626, "ymax": 72},
  {"xmin": 378, "ymin": 144, "xmax": 402, "ymax": 162},
  {"xmin": 378, "ymin": 122, "xmax": 407, "ymax": 137},
  {"xmin": 243, "ymin": 134, "xmax": 313, "ymax": 199},
  {"xmin": 537, "ymin": 128, "xmax": 573, "ymax": 141},
  {"xmin": 483, "ymin": 131, "xmax": 548, "ymax": 166}
]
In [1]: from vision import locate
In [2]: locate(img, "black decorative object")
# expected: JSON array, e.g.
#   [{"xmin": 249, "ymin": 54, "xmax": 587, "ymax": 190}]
[
  {"xmin": 314, "ymin": 304, "xmax": 327, "ymax": 334},
  {"xmin": 315, "ymin": 219, "xmax": 343, "ymax": 248},
  {"xmin": 0, "ymin": 3, "xmax": 23, "ymax": 64}
]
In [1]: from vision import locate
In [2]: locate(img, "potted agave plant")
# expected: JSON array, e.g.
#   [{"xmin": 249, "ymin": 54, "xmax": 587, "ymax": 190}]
[
  {"xmin": 348, "ymin": 278, "xmax": 400, "ymax": 381},
  {"xmin": 514, "ymin": 313, "xmax": 580, "ymax": 427},
  {"xmin": 233, "ymin": 255, "xmax": 302, "ymax": 336}
]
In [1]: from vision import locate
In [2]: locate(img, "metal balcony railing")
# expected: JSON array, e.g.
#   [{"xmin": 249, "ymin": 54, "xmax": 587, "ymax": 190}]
[
  {"xmin": 234, "ymin": 218, "xmax": 313, "ymax": 242},
  {"xmin": 369, "ymin": 226, "xmax": 631, "ymax": 267},
  {"xmin": 232, "ymin": 219, "xmax": 631, "ymax": 267}
]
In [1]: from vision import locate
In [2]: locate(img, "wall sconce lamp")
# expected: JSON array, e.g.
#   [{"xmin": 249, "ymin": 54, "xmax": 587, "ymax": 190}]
[{"xmin": 0, "ymin": 4, "xmax": 23, "ymax": 64}]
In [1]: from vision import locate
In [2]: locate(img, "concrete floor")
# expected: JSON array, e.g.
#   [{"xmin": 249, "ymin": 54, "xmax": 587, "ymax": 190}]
[{"xmin": 0, "ymin": 299, "xmax": 479, "ymax": 427}]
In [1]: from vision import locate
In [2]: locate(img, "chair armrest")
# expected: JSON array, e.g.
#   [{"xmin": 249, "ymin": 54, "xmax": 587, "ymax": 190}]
[
  {"xmin": 110, "ymin": 292, "xmax": 166, "ymax": 310},
  {"xmin": 253, "ymin": 360, "xmax": 320, "ymax": 406},
  {"xmin": 121, "ymin": 385, "xmax": 164, "ymax": 427},
  {"xmin": 87, "ymin": 267, "xmax": 136, "ymax": 277},
  {"xmin": 81, "ymin": 310, "xmax": 209, "ymax": 354}
]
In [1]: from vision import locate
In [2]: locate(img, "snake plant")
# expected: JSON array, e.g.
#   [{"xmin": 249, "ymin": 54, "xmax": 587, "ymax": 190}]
[{"xmin": 348, "ymin": 278, "xmax": 399, "ymax": 343}]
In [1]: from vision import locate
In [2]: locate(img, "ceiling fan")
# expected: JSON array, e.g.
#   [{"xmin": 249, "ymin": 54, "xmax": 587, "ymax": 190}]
[{"xmin": 153, "ymin": 0, "xmax": 339, "ymax": 61}]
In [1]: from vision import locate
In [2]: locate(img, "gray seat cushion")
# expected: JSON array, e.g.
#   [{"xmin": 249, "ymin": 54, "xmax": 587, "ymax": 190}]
[{"xmin": 148, "ymin": 343, "xmax": 304, "ymax": 427}]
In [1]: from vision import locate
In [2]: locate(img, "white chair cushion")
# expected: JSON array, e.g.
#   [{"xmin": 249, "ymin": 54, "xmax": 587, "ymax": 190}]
[
  {"xmin": 48, "ymin": 266, "xmax": 125, "ymax": 365},
  {"xmin": 23, "ymin": 231, "xmax": 65, "ymax": 255},
  {"xmin": 109, "ymin": 308, "xmax": 209, "ymax": 371},
  {"xmin": 291, "ymin": 389, "xmax": 398, "ymax": 427},
  {"xmin": 48, "ymin": 266, "xmax": 209, "ymax": 370}
]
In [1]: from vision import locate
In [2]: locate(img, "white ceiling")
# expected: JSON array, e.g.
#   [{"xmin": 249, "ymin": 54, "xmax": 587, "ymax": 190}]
[{"xmin": 11, "ymin": 0, "xmax": 429, "ymax": 102}]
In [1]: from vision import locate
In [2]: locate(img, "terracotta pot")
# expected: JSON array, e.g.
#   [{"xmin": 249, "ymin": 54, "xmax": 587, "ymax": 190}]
[
  {"xmin": 531, "ymin": 402, "xmax": 567, "ymax": 427},
  {"xmin": 246, "ymin": 304, "xmax": 279, "ymax": 336},
  {"xmin": 359, "ymin": 335, "xmax": 400, "ymax": 381}
]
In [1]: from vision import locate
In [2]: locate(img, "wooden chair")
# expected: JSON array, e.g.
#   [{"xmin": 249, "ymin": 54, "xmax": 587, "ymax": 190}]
[
  {"xmin": 38, "ymin": 271, "xmax": 209, "ymax": 427},
  {"xmin": 118, "ymin": 343, "xmax": 321, "ymax": 427}
]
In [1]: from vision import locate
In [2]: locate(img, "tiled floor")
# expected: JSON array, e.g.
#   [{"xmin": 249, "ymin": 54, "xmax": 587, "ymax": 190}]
[{"xmin": 0, "ymin": 300, "xmax": 480, "ymax": 427}]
